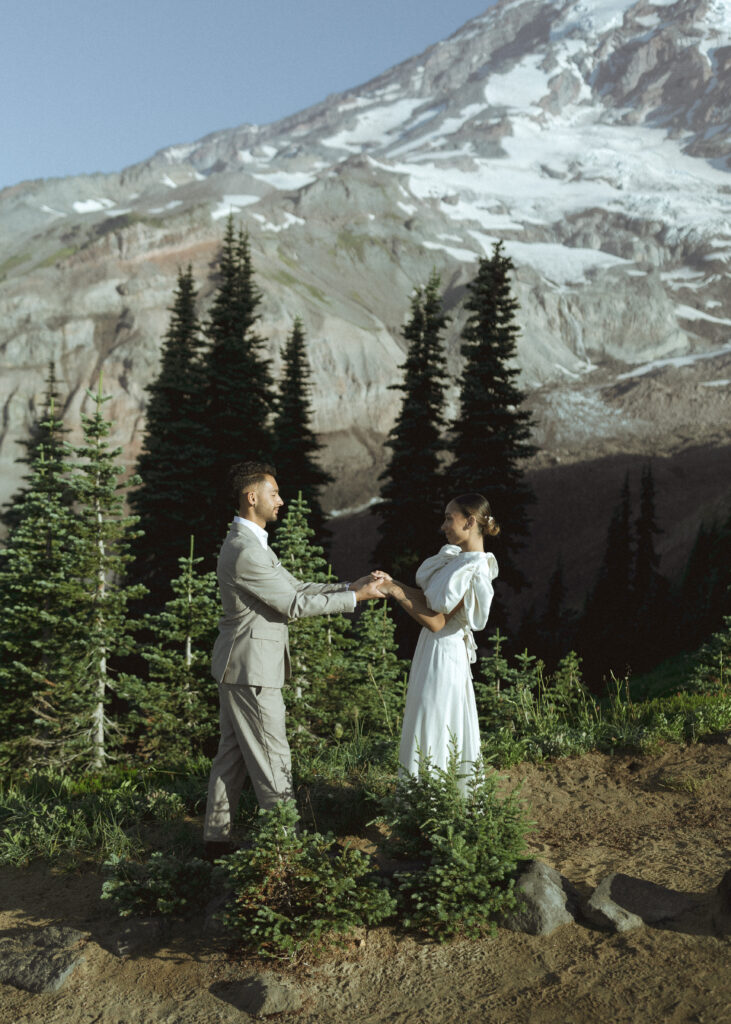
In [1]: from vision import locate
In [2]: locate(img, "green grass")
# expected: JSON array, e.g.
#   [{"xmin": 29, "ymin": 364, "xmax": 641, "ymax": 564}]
[
  {"xmin": 36, "ymin": 245, "xmax": 78, "ymax": 268},
  {"xmin": 0, "ymin": 251, "xmax": 31, "ymax": 278},
  {"xmin": 0, "ymin": 764, "xmax": 208, "ymax": 868},
  {"xmin": 271, "ymin": 267, "xmax": 329, "ymax": 305}
]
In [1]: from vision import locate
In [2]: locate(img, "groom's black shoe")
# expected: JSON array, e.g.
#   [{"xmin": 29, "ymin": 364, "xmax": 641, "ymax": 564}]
[{"xmin": 204, "ymin": 839, "xmax": 239, "ymax": 863}]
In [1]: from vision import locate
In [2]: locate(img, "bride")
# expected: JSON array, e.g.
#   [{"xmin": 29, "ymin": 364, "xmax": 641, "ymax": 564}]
[{"xmin": 378, "ymin": 494, "xmax": 500, "ymax": 788}]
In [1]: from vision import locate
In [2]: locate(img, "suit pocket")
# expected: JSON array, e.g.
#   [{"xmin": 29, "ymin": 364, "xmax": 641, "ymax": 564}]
[
  {"xmin": 250, "ymin": 625, "xmax": 283, "ymax": 640},
  {"xmin": 248, "ymin": 632, "xmax": 285, "ymax": 684}
]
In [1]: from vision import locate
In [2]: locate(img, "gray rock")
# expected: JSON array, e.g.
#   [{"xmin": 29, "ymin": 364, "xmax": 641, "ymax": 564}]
[
  {"xmin": 501, "ymin": 860, "xmax": 580, "ymax": 936},
  {"xmin": 213, "ymin": 976, "xmax": 303, "ymax": 1019},
  {"xmin": 0, "ymin": 925, "xmax": 88, "ymax": 993},
  {"xmin": 584, "ymin": 873, "xmax": 699, "ymax": 932}
]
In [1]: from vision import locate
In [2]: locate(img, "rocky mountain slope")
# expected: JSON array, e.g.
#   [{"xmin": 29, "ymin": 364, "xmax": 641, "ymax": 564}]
[{"xmin": 1, "ymin": 0, "xmax": 729, "ymax": 590}]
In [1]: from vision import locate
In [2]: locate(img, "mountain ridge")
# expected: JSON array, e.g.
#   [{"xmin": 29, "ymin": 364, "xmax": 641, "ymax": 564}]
[{"xmin": 0, "ymin": 0, "xmax": 729, "ymax": 539}]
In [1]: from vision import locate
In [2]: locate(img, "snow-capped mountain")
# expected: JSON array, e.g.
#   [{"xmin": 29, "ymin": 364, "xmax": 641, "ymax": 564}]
[{"xmin": 0, "ymin": 0, "xmax": 729, "ymax": 587}]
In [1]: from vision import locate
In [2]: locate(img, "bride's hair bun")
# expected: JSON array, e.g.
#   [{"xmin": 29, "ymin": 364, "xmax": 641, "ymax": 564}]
[{"xmin": 453, "ymin": 493, "xmax": 501, "ymax": 537}]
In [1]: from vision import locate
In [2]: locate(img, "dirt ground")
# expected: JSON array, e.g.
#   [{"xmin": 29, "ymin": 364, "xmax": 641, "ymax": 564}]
[{"xmin": 1, "ymin": 737, "xmax": 729, "ymax": 1024}]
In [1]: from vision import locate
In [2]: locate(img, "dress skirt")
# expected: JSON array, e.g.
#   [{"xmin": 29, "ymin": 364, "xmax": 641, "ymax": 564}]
[{"xmin": 398, "ymin": 622, "xmax": 481, "ymax": 790}]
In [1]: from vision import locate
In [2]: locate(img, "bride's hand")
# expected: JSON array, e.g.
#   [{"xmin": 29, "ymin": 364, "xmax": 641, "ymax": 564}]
[
  {"xmin": 350, "ymin": 572, "xmax": 389, "ymax": 591},
  {"xmin": 375, "ymin": 578, "xmax": 396, "ymax": 596}
]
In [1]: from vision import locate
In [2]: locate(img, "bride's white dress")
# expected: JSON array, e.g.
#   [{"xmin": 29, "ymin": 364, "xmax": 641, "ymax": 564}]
[{"xmin": 398, "ymin": 544, "xmax": 498, "ymax": 787}]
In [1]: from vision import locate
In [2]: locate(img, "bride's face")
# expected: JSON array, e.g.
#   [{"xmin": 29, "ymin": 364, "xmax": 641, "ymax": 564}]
[{"xmin": 441, "ymin": 501, "xmax": 472, "ymax": 545}]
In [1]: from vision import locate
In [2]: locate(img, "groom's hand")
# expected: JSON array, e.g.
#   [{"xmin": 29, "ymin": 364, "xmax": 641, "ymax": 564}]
[
  {"xmin": 354, "ymin": 578, "xmax": 386, "ymax": 602},
  {"xmin": 351, "ymin": 570, "xmax": 391, "ymax": 591}
]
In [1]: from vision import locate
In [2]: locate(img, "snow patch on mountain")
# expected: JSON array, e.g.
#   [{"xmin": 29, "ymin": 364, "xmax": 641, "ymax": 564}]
[
  {"xmin": 72, "ymin": 198, "xmax": 116, "ymax": 214},
  {"xmin": 322, "ymin": 98, "xmax": 426, "ymax": 151},
  {"xmin": 485, "ymin": 56, "xmax": 551, "ymax": 109},
  {"xmin": 616, "ymin": 342, "xmax": 731, "ymax": 380},
  {"xmin": 250, "ymin": 170, "xmax": 317, "ymax": 190},
  {"xmin": 250, "ymin": 211, "xmax": 305, "ymax": 232},
  {"xmin": 211, "ymin": 194, "xmax": 261, "ymax": 220}
]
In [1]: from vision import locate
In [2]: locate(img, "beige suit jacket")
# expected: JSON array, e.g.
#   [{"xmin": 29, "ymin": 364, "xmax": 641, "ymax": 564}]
[{"xmin": 210, "ymin": 522, "xmax": 354, "ymax": 687}]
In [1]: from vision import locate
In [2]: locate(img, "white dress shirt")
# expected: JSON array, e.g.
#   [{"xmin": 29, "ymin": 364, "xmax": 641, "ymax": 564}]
[{"xmin": 234, "ymin": 515, "xmax": 269, "ymax": 549}]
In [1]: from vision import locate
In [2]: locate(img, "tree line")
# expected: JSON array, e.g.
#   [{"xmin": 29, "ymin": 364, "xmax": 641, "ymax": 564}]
[
  {"xmin": 521, "ymin": 466, "xmax": 730, "ymax": 682},
  {"xmin": 1, "ymin": 216, "xmax": 727, "ymax": 770}
]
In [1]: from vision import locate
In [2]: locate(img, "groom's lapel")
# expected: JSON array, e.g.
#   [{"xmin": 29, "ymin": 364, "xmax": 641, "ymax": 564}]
[{"xmin": 232, "ymin": 521, "xmax": 279, "ymax": 568}]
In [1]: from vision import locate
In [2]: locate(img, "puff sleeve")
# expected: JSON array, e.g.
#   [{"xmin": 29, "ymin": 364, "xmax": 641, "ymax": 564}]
[{"xmin": 416, "ymin": 545, "xmax": 498, "ymax": 630}]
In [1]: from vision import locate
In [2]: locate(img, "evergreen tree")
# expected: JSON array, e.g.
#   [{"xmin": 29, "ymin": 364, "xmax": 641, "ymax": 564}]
[
  {"xmin": 272, "ymin": 317, "xmax": 332, "ymax": 531},
  {"xmin": 376, "ymin": 271, "xmax": 449, "ymax": 580},
  {"xmin": 536, "ymin": 556, "xmax": 574, "ymax": 671},
  {"xmin": 677, "ymin": 511, "xmax": 731, "ymax": 652},
  {"xmin": 0, "ymin": 394, "xmax": 79, "ymax": 751},
  {"xmin": 1, "ymin": 361, "xmax": 71, "ymax": 531},
  {"xmin": 33, "ymin": 383, "xmax": 145, "ymax": 770},
  {"xmin": 631, "ymin": 463, "xmax": 669, "ymax": 669},
  {"xmin": 200, "ymin": 219, "xmax": 275, "ymax": 563},
  {"xmin": 271, "ymin": 493, "xmax": 352, "ymax": 739},
  {"xmin": 448, "ymin": 243, "xmax": 536, "ymax": 588},
  {"xmin": 578, "ymin": 473, "xmax": 633, "ymax": 684},
  {"xmin": 121, "ymin": 536, "xmax": 220, "ymax": 762},
  {"xmin": 130, "ymin": 265, "xmax": 208, "ymax": 606},
  {"xmin": 345, "ymin": 601, "xmax": 408, "ymax": 740}
]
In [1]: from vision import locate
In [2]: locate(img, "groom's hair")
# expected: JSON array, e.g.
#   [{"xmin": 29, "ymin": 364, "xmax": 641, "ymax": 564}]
[{"xmin": 229, "ymin": 461, "xmax": 277, "ymax": 508}]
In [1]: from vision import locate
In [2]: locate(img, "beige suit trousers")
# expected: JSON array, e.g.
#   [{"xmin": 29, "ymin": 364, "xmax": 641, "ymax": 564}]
[{"xmin": 204, "ymin": 683, "xmax": 293, "ymax": 840}]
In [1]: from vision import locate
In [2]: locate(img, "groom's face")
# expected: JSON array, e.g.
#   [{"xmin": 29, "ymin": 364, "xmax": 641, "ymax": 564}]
[{"xmin": 252, "ymin": 475, "xmax": 284, "ymax": 524}]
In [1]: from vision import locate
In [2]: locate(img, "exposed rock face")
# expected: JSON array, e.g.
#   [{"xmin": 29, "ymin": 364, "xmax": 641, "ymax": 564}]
[{"xmin": 0, "ymin": 0, "xmax": 729, "ymax": 536}]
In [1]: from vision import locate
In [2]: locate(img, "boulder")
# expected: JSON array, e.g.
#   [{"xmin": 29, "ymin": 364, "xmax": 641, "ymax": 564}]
[
  {"xmin": 582, "ymin": 873, "xmax": 697, "ymax": 932},
  {"xmin": 501, "ymin": 860, "xmax": 580, "ymax": 935},
  {"xmin": 0, "ymin": 925, "xmax": 88, "ymax": 993}
]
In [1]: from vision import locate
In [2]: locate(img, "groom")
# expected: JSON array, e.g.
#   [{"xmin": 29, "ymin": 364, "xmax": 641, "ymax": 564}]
[{"xmin": 203, "ymin": 461, "xmax": 384, "ymax": 859}]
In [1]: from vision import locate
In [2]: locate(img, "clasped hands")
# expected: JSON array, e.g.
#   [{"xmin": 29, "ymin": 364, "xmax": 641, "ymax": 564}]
[{"xmin": 350, "ymin": 569, "xmax": 396, "ymax": 602}]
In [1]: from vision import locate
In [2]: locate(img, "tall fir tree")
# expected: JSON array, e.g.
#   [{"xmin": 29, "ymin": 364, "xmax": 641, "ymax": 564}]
[
  {"xmin": 376, "ymin": 271, "xmax": 449, "ymax": 580},
  {"xmin": 33, "ymin": 383, "xmax": 145, "ymax": 770},
  {"xmin": 200, "ymin": 219, "xmax": 275, "ymax": 563},
  {"xmin": 271, "ymin": 493, "xmax": 352, "ymax": 739},
  {"xmin": 630, "ymin": 463, "xmax": 669, "ymax": 669},
  {"xmin": 130, "ymin": 265, "xmax": 208, "ymax": 606},
  {"xmin": 272, "ymin": 317, "xmax": 332, "ymax": 532},
  {"xmin": 0, "ymin": 385, "xmax": 79, "ymax": 752},
  {"xmin": 536, "ymin": 556, "xmax": 575, "ymax": 671},
  {"xmin": 677, "ymin": 511, "xmax": 731, "ymax": 652},
  {"xmin": 1, "ymin": 361, "xmax": 71, "ymax": 531},
  {"xmin": 449, "ymin": 242, "xmax": 536, "ymax": 589},
  {"xmin": 120, "ymin": 536, "xmax": 220, "ymax": 762},
  {"xmin": 578, "ymin": 473, "xmax": 634, "ymax": 685}
]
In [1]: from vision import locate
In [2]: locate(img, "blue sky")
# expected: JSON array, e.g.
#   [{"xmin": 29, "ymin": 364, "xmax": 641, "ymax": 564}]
[{"xmin": 2, "ymin": 0, "xmax": 497, "ymax": 189}]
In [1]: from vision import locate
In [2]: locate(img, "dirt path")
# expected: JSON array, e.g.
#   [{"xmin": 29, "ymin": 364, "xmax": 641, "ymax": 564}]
[{"xmin": 1, "ymin": 738, "xmax": 729, "ymax": 1024}]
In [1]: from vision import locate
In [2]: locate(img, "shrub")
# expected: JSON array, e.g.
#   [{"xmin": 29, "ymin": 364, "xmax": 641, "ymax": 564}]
[
  {"xmin": 219, "ymin": 800, "xmax": 396, "ymax": 960},
  {"xmin": 380, "ymin": 744, "xmax": 532, "ymax": 940},
  {"xmin": 686, "ymin": 615, "xmax": 730, "ymax": 694},
  {"xmin": 102, "ymin": 852, "xmax": 216, "ymax": 917}
]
